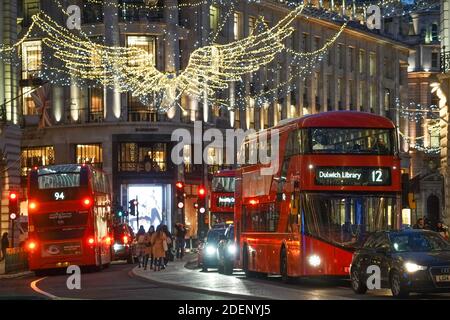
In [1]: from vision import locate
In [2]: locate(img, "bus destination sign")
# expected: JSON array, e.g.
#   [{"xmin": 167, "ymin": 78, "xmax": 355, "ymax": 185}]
[{"xmin": 315, "ymin": 167, "xmax": 391, "ymax": 186}]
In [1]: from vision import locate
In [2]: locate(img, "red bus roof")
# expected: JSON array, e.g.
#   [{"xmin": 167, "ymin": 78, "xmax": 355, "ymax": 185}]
[
  {"xmin": 276, "ymin": 111, "xmax": 396, "ymax": 130},
  {"xmin": 213, "ymin": 169, "xmax": 236, "ymax": 177}
]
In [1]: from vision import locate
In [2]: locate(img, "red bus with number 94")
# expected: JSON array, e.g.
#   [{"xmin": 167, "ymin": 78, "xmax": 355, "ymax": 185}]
[{"xmin": 26, "ymin": 164, "xmax": 113, "ymax": 274}]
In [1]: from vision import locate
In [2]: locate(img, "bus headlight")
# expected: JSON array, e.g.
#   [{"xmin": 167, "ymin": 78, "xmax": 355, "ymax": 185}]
[
  {"xmin": 308, "ymin": 255, "xmax": 321, "ymax": 267},
  {"xmin": 206, "ymin": 245, "xmax": 216, "ymax": 256},
  {"xmin": 227, "ymin": 244, "xmax": 237, "ymax": 255}
]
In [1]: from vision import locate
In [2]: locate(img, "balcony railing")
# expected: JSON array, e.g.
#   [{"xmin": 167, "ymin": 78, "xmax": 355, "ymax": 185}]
[{"xmin": 440, "ymin": 48, "xmax": 450, "ymax": 74}]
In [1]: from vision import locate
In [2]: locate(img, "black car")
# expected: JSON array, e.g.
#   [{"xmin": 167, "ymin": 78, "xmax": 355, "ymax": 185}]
[
  {"xmin": 217, "ymin": 224, "xmax": 236, "ymax": 275},
  {"xmin": 198, "ymin": 227, "xmax": 227, "ymax": 272},
  {"xmin": 350, "ymin": 229, "xmax": 450, "ymax": 298},
  {"xmin": 112, "ymin": 224, "xmax": 136, "ymax": 264}
]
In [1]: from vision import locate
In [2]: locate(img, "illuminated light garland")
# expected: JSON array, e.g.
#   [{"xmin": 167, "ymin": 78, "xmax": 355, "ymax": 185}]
[{"xmin": 6, "ymin": 5, "xmax": 304, "ymax": 113}]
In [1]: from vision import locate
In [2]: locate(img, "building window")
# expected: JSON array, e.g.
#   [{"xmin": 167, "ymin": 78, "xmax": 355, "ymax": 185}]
[
  {"xmin": 88, "ymin": 87, "xmax": 104, "ymax": 122},
  {"xmin": 432, "ymin": 52, "xmax": 439, "ymax": 69},
  {"xmin": 370, "ymin": 84, "xmax": 376, "ymax": 112},
  {"xmin": 349, "ymin": 47, "xmax": 355, "ymax": 72},
  {"xmin": 314, "ymin": 37, "xmax": 321, "ymax": 51},
  {"xmin": 22, "ymin": 86, "xmax": 38, "ymax": 115},
  {"xmin": 337, "ymin": 78, "xmax": 343, "ymax": 109},
  {"xmin": 234, "ymin": 108, "xmax": 240, "ymax": 128},
  {"xmin": 210, "ymin": 5, "xmax": 219, "ymax": 34},
  {"xmin": 370, "ymin": 52, "xmax": 377, "ymax": 77},
  {"xmin": 249, "ymin": 16, "xmax": 256, "ymax": 35},
  {"xmin": 431, "ymin": 23, "xmax": 439, "ymax": 42},
  {"xmin": 429, "ymin": 122, "xmax": 440, "ymax": 148},
  {"xmin": 22, "ymin": 0, "xmax": 40, "ymax": 26},
  {"xmin": 337, "ymin": 44, "xmax": 344, "ymax": 69},
  {"xmin": 233, "ymin": 12, "xmax": 242, "ymax": 40},
  {"xmin": 127, "ymin": 35, "xmax": 156, "ymax": 66},
  {"xmin": 21, "ymin": 40, "xmax": 42, "ymax": 79},
  {"xmin": 359, "ymin": 81, "xmax": 366, "ymax": 110},
  {"xmin": 21, "ymin": 146, "xmax": 55, "ymax": 177},
  {"xmin": 76, "ymin": 144, "xmax": 103, "ymax": 168},
  {"xmin": 302, "ymin": 33, "xmax": 309, "ymax": 52},
  {"xmin": 118, "ymin": 143, "xmax": 168, "ymax": 173},
  {"xmin": 359, "ymin": 49, "xmax": 365, "ymax": 74}
]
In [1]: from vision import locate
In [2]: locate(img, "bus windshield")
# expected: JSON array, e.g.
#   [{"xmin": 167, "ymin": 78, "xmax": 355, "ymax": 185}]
[
  {"xmin": 37, "ymin": 165, "xmax": 82, "ymax": 189},
  {"xmin": 212, "ymin": 176, "xmax": 235, "ymax": 193},
  {"xmin": 301, "ymin": 193, "xmax": 398, "ymax": 248},
  {"xmin": 309, "ymin": 128, "xmax": 396, "ymax": 155}
]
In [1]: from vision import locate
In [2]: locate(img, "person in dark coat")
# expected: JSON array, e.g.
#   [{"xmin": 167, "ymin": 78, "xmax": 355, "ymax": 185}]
[
  {"xmin": 1, "ymin": 233, "xmax": 9, "ymax": 262},
  {"xmin": 175, "ymin": 223, "xmax": 187, "ymax": 259},
  {"xmin": 413, "ymin": 218, "xmax": 425, "ymax": 230},
  {"xmin": 161, "ymin": 225, "xmax": 173, "ymax": 267}
]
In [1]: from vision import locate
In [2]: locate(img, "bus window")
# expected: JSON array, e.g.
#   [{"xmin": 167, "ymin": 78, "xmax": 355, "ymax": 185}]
[
  {"xmin": 301, "ymin": 193, "xmax": 398, "ymax": 247},
  {"xmin": 308, "ymin": 128, "xmax": 396, "ymax": 155}
]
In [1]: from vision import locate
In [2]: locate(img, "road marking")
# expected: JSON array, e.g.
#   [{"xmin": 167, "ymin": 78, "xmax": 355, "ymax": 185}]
[{"xmin": 30, "ymin": 277, "xmax": 59, "ymax": 300}]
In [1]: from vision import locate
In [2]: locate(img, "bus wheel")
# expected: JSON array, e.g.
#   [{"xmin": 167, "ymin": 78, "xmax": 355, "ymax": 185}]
[
  {"xmin": 280, "ymin": 248, "xmax": 293, "ymax": 284},
  {"xmin": 243, "ymin": 246, "xmax": 256, "ymax": 278}
]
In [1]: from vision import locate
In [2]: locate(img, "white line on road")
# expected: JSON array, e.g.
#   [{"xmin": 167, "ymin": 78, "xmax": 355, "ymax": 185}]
[{"xmin": 30, "ymin": 277, "xmax": 59, "ymax": 300}]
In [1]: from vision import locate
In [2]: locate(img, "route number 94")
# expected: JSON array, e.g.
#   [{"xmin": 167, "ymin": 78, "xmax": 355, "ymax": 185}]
[{"xmin": 54, "ymin": 192, "xmax": 65, "ymax": 200}]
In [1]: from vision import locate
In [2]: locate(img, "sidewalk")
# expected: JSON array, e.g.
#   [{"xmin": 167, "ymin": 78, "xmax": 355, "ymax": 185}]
[
  {"xmin": 0, "ymin": 260, "xmax": 33, "ymax": 280},
  {"xmin": 131, "ymin": 255, "xmax": 353, "ymax": 300}
]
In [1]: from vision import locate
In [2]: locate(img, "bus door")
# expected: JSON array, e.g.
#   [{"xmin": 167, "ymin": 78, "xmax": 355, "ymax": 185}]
[{"xmin": 287, "ymin": 191, "xmax": 301, "ymax": 275}]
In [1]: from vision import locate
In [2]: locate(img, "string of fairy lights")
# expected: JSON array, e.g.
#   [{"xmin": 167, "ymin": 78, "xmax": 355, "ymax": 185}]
[{"xmin": 0, "ymin": 0, "xmax": 442, "ymax": 126}]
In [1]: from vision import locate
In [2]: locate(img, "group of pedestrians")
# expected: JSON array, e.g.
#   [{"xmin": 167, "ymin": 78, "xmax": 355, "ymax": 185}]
[
  {"xmin": 136, "ymin": 224, "xmax": 174, "ymax": 271},
  {"xmin": 413, "ymin": 218, "xmax": 449, "ymax": 239}
]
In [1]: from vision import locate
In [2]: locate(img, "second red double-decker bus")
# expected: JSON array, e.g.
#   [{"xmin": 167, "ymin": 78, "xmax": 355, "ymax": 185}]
[
  {"xmin": 235, "ymin": 111, "xmax": 402, "ymax": 281},
  {"xmin": 210, "ymin": 170, "xmax": 236, "ymax": 225},
  {"xmin": 26, "ymin": 164, "xmax": 113, "ymax": 273}
]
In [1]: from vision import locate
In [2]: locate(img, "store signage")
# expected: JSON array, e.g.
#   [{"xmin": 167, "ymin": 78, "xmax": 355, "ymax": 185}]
[
  {"xmin": 315, "ymin": 167, "xmax": 391, "ymax": 186},
  {"xmin": 218, "ymin": 196, "xmax": 235, "ymax": 206}
]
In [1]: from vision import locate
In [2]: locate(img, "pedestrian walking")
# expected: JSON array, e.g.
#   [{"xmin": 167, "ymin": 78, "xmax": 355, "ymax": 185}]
[
  {"xmin": 151, "ymin": 225, "xmax": 167, "ymax": 272},
  {"xmin": 136, "ymin": 226, "xmax": 147, "ymax": 268},
  {"xmin": 146, "ymin": 226, "xmax": 155, "ymax": 270},
  {"xmin": 0, "ymin": 233, "xmax": 9, "ymax": 262},
  {"xmin": 162, "ymin": 225, "xmax": 173, "ymax": 267},
  {"xmin": 175, "ymin": 223, "xmax": 187, "ymax": 259},
  {"xmin": 142, "ymin": 229, "xmax": 152, "ymax": 270}
]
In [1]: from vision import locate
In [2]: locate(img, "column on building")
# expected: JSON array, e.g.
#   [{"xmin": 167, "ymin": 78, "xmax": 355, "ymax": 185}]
[{"xmin": 104, "ymin": 0, "xmax": 121, "ymax": 121}]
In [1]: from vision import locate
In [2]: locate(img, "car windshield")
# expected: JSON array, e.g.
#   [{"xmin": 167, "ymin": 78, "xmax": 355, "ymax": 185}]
[
  {"xmin": 207, "ymin": 229, "xmax": 226, "ymax": 244},
  {"xmin": 212, "ymin": 176, "xmax": 235, "ymax": 193},
  {"xmin": 390, "ymin": 232, "xmax": 450, "ymax": 252}
]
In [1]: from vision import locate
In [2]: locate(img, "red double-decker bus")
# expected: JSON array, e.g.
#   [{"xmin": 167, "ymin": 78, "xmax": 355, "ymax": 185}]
[
  {"xmin": 210, "ymin": 170, "xmax": 236, "ymax": 225},
  {"xmin": 26, "ymin": 164, "xmax": 113, "ymax": 273},
  {"xmin": 235, "ymin": 111, "xmax": 402, "ymax": 281}
]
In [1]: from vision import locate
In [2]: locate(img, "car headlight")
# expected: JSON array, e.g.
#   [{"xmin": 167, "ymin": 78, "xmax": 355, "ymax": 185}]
[
  {"xmin": 308, "ymin": 255, "xmax": 321, "ymax": 268},
  {"xmin": 404, "ymin": 262, "xmax": 427, "ymax": 273},
  {"xmin": 227, "ymin": 244, "xmax": 237, "ymax": 255},
  {"xmin": 206, "ymin": 245, "xmax": 216, "ymax": 256}
]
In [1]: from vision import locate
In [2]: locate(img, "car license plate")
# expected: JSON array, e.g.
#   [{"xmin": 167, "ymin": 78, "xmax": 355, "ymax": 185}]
[{"xmin": 436, "ymin": 275, "xmax": 450, "ymax": 282}]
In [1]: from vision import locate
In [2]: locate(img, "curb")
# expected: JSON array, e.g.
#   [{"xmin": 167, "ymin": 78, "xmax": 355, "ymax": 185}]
[
  {"xmin": 130, "ymin": 266, "xmax": 269, "ymax": 300},
  {"xmin": 0, "ymin": 271, "xmax": 34, "ymax": 280}
]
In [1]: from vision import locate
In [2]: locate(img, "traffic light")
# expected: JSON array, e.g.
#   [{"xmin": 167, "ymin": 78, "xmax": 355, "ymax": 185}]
[
  {"xmin": 197, "ymin": 185, "xmax": 206, "ymax": 214},
  {"xmin": 176, "ymin": 181, "xmax": 185, "ymax": 209},
  {"xmin": 116, "ymin": 205, "xmax": 124, "ymax": 218},
  {"xmin": 9, "ymin": 191, "xmax": 19, "ymax": 220},
  {"xmin": 129, "ymin": 199, "xmax": 137, "ymax": 216}
]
